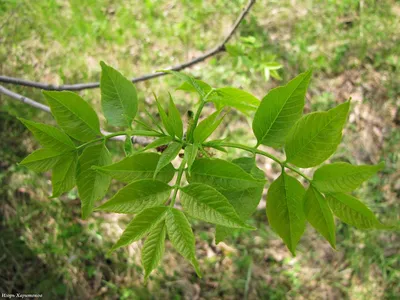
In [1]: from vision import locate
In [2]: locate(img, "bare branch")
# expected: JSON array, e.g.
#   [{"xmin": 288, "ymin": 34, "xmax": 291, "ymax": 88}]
[
  {"xmin": 0, "ymin": 84, "xmax": 151, "ymax": 144},
  {"xmin": 0, "ymin": 0, "xmax": 256, "ymax": 91}
]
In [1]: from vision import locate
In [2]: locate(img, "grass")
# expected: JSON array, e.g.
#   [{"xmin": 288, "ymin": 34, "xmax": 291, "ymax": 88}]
[{"xmin": 0, "ymin": 0, "xmax": 399, "ymax": 299}]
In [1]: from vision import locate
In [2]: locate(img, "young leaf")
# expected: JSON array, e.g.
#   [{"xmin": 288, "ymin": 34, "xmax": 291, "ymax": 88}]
[
  {"xmin": 77, "ymin": 144, "xmax": 112, "ymax": 219},
  {"xmin": 187, "ymin": 158, "xmax": 265, "ymax": 191},
  {"xmin": 215, "ymin": 157, "xmax": 265, "ymax": 243},
  {"xmin": 140, "ymin": 136, "xmax": 173, "ymax": 152},
  {"xmin": 193, "ymin": 111, "xmax": 225, "ymax": 144},
  {"xmin": 162, "ymin": 70, "xmax": 208, "ymax": 98},
  {"xmin": 253, "ymin": 70, "xmax": 312, "ymax": 148},
  {"xmin": 43, "ymin": 91, "xmax": 100, "ymax": 142},
  {"xmin": 208, "ymin": 87, "xmax": 260, "ymax": 115},
  {"xmin": 285, "ymin": 101, "xmax": 350, "ymax": 168},
  {"xmin": 313, "ymin": 162, "xmax": 385, "ymax": 193},
  {"xmin": 94, "ymin": 152, "xmax": 175, "ymax": 183},
  {"xmin": 155, "ymin": 95, "xmax": 175, "ymax": 137},
  {"xmin": 96, "ymin": 179, "xmax": 172, "ymax": 214},
  {"xmin": 51, "ymin": 151, "xmax": 78, "ymax": 197},
  {"xmin": 122, "ymin": 136, "xmax": 133, "ymax": 157},
  {"xmin": 180, "ymin": 183, "xmax": 255, "ymax": 230},
  {"xmin": 142, "ymin": 221, "xmax": 167, "ymax": 281},
  {"xmin": 184, "ymin": 144, "xmax": 198, "ymax": 175},
  {"xmin": 168, "ymin": 93, "xmax": 183, "ymax": 139},
  {"xmin": 109, "ymin": 206, "xmax": 169, "ymax": 253},
  {"xmin": 154, "ymin": 142, "xmax": 182, "ymax": 177},
  {"xmin": 18, "ymin": 118, "xmax": 75, "ymax": 152},
  {"xmin": 304, "ymin": 186, "xmax": 336, "ymax": 248},
  {"xmin": 176, "ymin": 79, "xmax": 212, "ymax": 95},
  {"xmin": 165, "ymin": 208, "xmax": 201, "ymax": 277},
  {"xmin": 100, "ymin": 61, "xmax": 138, "ymax": 127},
  {"xmin": 326, "ymin": 193, "xmax": 386, "ymax": 229},
  {"xmin": 266, "ymin": 172, "xmax": 306, "ymax": 255},
  {"xmin": 20, "ymin": 148, "xmax": 63, "ymax": 172}
]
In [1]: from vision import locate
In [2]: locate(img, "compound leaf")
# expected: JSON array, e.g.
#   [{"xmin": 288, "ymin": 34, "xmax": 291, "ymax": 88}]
[
  {"xmin": 110, "ymin": 206, "xmax": 169, "ymax": 253},
  {"xmin": 18, "ymin": 118, "xmax": 75, "ymax": 152},
  {"xmin": 77, "ymin": 144, "xmax": 111, "ymax": 219},
  {"xmin": 94, "ymin": 152, "xmax": 175, "ymax": 183},
  {"xmin": 326, "ymin": 193, "xmax": 386, "ymax": 229},
  {"xmin": 100, "ymin": 61, "xmax": 138, "ymax": 127},
  {"xmin": 142, "ymin": 221, "xmax": 167, "ymax": 281},
  {"xmin": 165, "ymin": 208, "xmax": 201, "ymax": 277},
  {"xmin": 313, "ymin": 162, "xmax": 385, "ymax": 193},
  {"xmin": 266, "ymin": 172, "xmax": 306, "ymax": 255},
  {"xmin": 43, "ymin": 91, "xmax": 100, "ymax": 142},
  {"xmin": 253, "ymin": 70, "xmax": 312, "ymax": 148},
  {"xmin": 96, "ymin": 179, "xmax": 172, "ymax": 214},
  {"xmin": 188, "ymin": 158, "xmax": 265, "ymax": 191},
  {"xmin": 180, "ymin": 183, "xmax": 255, "ymax": 230},
  {"xmin": 51, "ymin": 151, "xmax": 78, "ymax": 197},
  {"xmin": 285, "ymin": 101, "xmax": 350, "ymax": 168},
  {"xmin": 304, "ymin": 186, "xmax": 336, "ymax": 248},
  {"xmin": 20, "ymin": 148, "xmax": 63, "ymax": 172},
  {"xmin": 209, "ymin": 87, "xmax": 260, "ymax": 115},
  {"xmin": 154, "ymin": 142, "xmax": 182, "ymax": 177}
]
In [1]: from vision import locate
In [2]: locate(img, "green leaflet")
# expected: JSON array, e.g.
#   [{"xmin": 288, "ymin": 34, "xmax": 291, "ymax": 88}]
[
  {"xmin": 193, "ymin": 111, "xmax": 224, "ymax": 143},
  {"xmin": 155, "ymin": 95, "xmax": 175, "ymax": 137},
  {"xmin": 184, "ymin": 144, "xmax": 199, "ymax": 175},
  {"xmin": 142, "ymin": 221, "xmax": 167, "ymax": 281},
  {"xmin": 123, "ymin": 136, "xmax": 134, "ymax": 156},
  {"xmin": 326, "ymin": 193, "xmax": 386, "ymax": 229},
  {"xmin": 77, "ymin": 144, "xmax": 112, "ymax": 219},
  {"xmin": 304, "ymin": 186, "xmax": 336, "ymax": 248},
  {"xmin": 20, "ymin": 148, "xmax": 63, "ymax": 172},
  {"xmin": 154, "ymin": 142, "xmax": 182, "ymax": 177},
  {"xmin": 162, "ymin": 70, "xmax": 209, "ymax": 98},
  {"xmin": 96, "ymin": 179, "xmax": 172, "ymax": 214},
  {"xmin": 187, "ymin": 158, "xmax": 265, "ymax": 191},
  {"xmin": 109, "ymin": 206, "xmax": 169, "ymax": 253},
  {"xmin": 51, "ymin": 151, "xmax": 78, "ymax": 198},
  {"xmin": 176, "ymin": 79, "xmax": 212, "ymax": 95},
  {"xmin": 266, "ymin": 172, "xmax": 306, "ymax": 255},
  {"xmin": 285, "ymin": 101, "xmax": 350, "ymax": 168},
  {"xmin": 140, "ymin": 136, "xmax": 173, "ymax": 152},
  {"xmin": 208, "ymin": 87, "xmax": 260, "ymax": 115},
  {"xmin": 100, "ymin": 61, "xmax": 138, "ymax": 127},
  {"xmin": 18, "ymin": 118, "xmax": 75, "ymax": 152},
  {"xmin": 313, "ymin": 162, "xmax": 385, "ymax": 193},
  {"xmin": 43, "ymin": 91, "xmax": 101, "ymax": 142},
  {"xmin": 215, "ymin": 157, "xmax": 265, "ymax": 243},
  {"xmin": 253, "ymin": 70, "xmax": 312, "ymax": 148},
  {"xmin": 165, "ymin": 208, "xmax": 201, "ymax": 277},
  {"xmin": 93, "ymin": 152, "xmax": 175, "ymax": 183},
  {"xmin": 168, "ymin": 93, "xmax": 183, "ymax": 139},
  {"xmin": 180, "ymin": 183, "xmax": 255, "ymax": 230}
]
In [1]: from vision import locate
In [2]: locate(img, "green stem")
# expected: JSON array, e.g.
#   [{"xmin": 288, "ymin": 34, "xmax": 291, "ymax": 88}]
[
  {"xmin": 169, "ymin": 159, "xmax": 186, "ymax": 207},
  {"xmin": 283, "ymin": 163, "xmax": 312, "ymax": 181},
  {"xmin": 219, "ymin": 142, "xmax": 282, "ymax": 165},
  {"xmin": 187, "ymin": 88, "xmax": 215, "ymax": 142},
  {"xmin": 76, "ymin": 131, "xmax": 126, "ymax": 150},
  {"xmin": 219, "ymin": 142, "xmax": 311, "ymax": 182}
]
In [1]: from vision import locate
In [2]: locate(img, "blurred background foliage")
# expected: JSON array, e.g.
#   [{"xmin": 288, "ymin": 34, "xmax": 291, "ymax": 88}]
[{"xmin": 0, "ymin": 0, "xmax": 399, "ymax": 299}]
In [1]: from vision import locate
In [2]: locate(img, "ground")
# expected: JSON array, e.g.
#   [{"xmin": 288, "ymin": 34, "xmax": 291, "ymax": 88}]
[{"xmin": 0, "ymin": 0, "xmax": 399, "ymax": 299}]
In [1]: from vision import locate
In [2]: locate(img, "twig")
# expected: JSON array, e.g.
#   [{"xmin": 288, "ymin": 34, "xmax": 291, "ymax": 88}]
[
  {"xmin": 0, "ymin": 0, "xmax": 256, "ymax": 91},
  {"xmin": 0, "ymin": 84, "xmax": 151, "ymax": 144}
]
